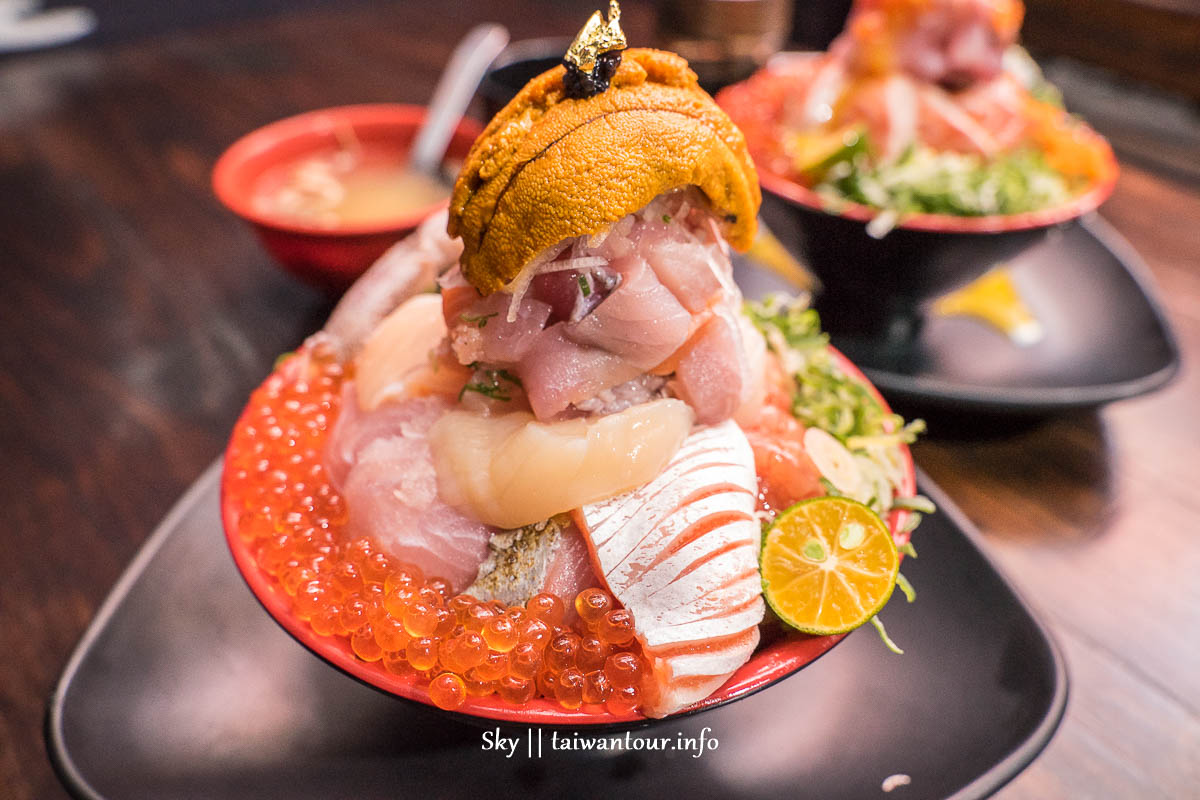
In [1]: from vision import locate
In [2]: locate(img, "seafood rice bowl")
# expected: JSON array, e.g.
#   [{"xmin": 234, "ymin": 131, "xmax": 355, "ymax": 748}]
[
  {"xmin": 222, "ymin": 3, "xmax": 928, "ymax": 722},
  {"xmin": 716, "ymin": 0, "xmax": 1117, "ymax": 233}
]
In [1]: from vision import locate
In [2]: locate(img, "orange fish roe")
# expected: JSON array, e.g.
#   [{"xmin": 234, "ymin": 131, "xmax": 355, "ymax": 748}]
[{"xmin": 224, "ymin": 343, "xmax": 650, "ymax": 714}]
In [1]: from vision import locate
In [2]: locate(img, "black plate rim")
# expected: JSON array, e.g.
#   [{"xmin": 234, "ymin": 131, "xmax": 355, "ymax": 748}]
[
  {"xmin": 45, "ymin": 463, "xmax": 1069, "ymax": 800},
  {"xmin": 915, "ymin": 471, "xmax": 1070, "ymax": 800},
  {"xmin": 857, "ymin": 214, "xmax": 1181, "ymax": 413},
  {"xmin": 44, "ymin": 461, "xmax": 227, "ymax": 800}
]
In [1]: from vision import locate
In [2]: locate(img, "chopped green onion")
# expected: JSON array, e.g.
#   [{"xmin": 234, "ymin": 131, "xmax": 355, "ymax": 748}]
[
  {"xmin": 460, "ymin": 312, "xmax": 498, "ymax": 329},
  {"xmin": 891, "ymin": 495, "xmax": 937, "ymax": 514},
  {"xmin": 744, "ymin": 294, "xmax": 935, "ymax": 539},
  {"xmin": 577, "ymin": 274, "xmax": 592, "ymax": 297},
  {"xmin": 812, "ymin": 143, "xmax": 1074, "ymax": 219},
  {"xmin": 457, "ymin": 367, "xmax": 522, "ymax": 402},
  {"xmin": 897, "ymin": 540, "xmax": 918, "ymax": 559},
  {"xmin": 870, "ymin": 615, "xmax": 904, "ymax": 655},
  {"xmin": 895, "ymin": 572, "xmax": 916, "ymax": 603},
  {"xmin": 459, "ymin": 382, "xmax": 510, "ymax": 402}
]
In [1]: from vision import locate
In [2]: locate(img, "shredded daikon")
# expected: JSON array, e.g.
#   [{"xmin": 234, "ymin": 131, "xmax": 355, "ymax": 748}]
[{"xmin": 502, "ymin": 251, "xmax": 607, "ymax": 322}]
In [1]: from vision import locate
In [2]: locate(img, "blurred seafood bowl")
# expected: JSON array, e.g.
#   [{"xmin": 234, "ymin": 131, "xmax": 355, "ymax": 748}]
[
  {"xmin": 716, "ymin": 0, "xmax": 1117, "ymax": 335},
  {"xmin": 222, "ymin": 2, "xmax": 929, "ymax": 725},
  {"xmin": 213, "ymin": 104, "xmax": 483, "ymax": 292},
  {"xmin": 478, "ymin": 36, "xmax": 572, "ymax": 119}
]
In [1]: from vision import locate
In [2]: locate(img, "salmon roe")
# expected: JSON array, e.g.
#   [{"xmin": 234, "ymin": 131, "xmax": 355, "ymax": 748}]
[{"xmin": 224, "ymin": 344, "xmax": 649, "ymax": 714}]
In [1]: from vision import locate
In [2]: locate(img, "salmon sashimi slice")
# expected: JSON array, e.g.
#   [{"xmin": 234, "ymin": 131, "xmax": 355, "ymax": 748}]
[{"xmin": 576, "ymin": 421, "xmax": 764, "ymax": 718}]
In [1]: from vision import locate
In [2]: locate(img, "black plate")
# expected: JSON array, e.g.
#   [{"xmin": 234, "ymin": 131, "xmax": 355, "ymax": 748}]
[
  {"xmin": 738, "ymin": 214, "xmax": 1180, "ymax": 414},
  {"xmin": 47, "ymin": 463, "xmax": 1066, "ymax": 800}
]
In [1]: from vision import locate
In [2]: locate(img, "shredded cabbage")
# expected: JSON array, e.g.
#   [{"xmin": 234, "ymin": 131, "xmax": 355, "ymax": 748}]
[
  {"xmin": 814, "ymin": 144, "xmax": 1073, "ymax": 221},
  {"xmin": 745, "ymin": 294, "xmax": 930, "ymax": 521}
]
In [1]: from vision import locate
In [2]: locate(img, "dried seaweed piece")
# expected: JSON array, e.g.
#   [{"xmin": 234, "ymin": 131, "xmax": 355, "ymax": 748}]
[{"xmin": 563, "ymin": 49, "xmax": 623, "ymax": 100}]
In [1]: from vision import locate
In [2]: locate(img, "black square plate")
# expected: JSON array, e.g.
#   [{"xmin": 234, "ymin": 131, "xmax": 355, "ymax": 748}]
[
  {"xmin": 738, "ymin": 214, "xmax": 1180, "ymax": 414},
  {"xmin": 47, "ymin": 463, "xmax": 1066, "ymax": 800}
]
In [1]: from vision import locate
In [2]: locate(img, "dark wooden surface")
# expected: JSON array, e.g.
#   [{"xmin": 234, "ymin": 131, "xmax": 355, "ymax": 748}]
[
  {"xmin": 1023, "ymin": 0, "xmax": 1200, "ymax": 102},
  {"xmin": 1, "ymin": 1, "xmax": 1198, "ymax": 798}
]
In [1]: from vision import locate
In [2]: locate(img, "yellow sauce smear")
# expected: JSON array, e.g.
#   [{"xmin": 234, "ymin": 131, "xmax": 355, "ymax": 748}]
[
  {"xmin": 933, "ymin": 266, "xmax": 1043, "ymax": 345},
  {"xmin": 744, "ymin": 226, "xmax": 816, "ymax": 292}
]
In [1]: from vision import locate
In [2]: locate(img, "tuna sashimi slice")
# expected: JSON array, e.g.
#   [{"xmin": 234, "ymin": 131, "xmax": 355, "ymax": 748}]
[
  {"xmin": 576, "ymin": 421, "xmax": 764, "ymax": 718},
  {"xmin": 565, "ymin": 256, "xmax": 692, "ymax": 370}
]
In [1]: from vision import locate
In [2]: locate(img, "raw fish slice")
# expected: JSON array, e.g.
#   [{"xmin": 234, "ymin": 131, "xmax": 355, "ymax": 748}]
[
  {"xmin": 318, "ymin": 209, "xmax": 461, "ymax": 359},
  {"xmin": 577, "ymin": 421, "xmax": 764, "ymax": 718},
  {"xmin": 566, "ymin": 256, "xmax": 692, "ymax": 370},
  {"xmin": 917, "ymin": 82, "xmax": 1000, "ymax": 156},
  {"xmin": 670, "ymin": 309, "xmax": 748, "ymax": 425},
  {"xmin": 354, "ymin": 293, "xmax": 462, "ymax": 411},
  {"xmin": 840, "ymin": 75, "xmax": 919, "ymax": 163},
  {"xmin": 953, "ymin": 74, "xmax": 1030, "ymax": 151},
  {"xmin": 328, "ymin": 393, "xmax": 496, "ymax": 592},
  {"xmin": 467, "ymin": 516, "xmax": 601, "ymax": 610},
  {"xmin": 743, "ymin": 404, "xmax": 825, "ymax": 515},
  {"xmin": 324, "ymin": 387, "xmax": 448, "ymax": 491},
  {"xmin": 516, "ymin": 327, "xmax": 644, "ymax": 419},
  {"xmin": 448, "ymin": 291, "xmax": 553, "ymax": 366},
  {"xmin": 732, "ymin": 312, "xmax": 769, "ymax": 428},
  {"xmin": 540, "ymin": 522, "xmax": 601, "ymax": 603},
  {"xmin": 643, "ymin": 230, "xmax": 727, "ymax": 314}
]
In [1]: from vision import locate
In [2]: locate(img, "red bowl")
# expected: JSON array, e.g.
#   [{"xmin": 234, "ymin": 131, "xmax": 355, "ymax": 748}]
[
  {"xmin": 212, "ymin": 104, "xmax": 483, "ymax": 293},
  {"xmin": 715, "ymin": 75, "xmax": 1118, "ymax": 336},
  {"xmin": 221, "ymin": 347, "xmax": 916, "ymax": 727},
  {"xmin": 756, "ymin": 164, "xmax": 1117, "ymax": 235}
]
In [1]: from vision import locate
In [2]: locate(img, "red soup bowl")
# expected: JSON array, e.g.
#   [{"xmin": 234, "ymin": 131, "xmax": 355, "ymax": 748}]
[
  {"xmin": 213, "ymin": 104, "xmax": 483, "ymax": 293},
  {"xmin": 221, "ymin": 345, "xmax": 915, "ymax": 728}
]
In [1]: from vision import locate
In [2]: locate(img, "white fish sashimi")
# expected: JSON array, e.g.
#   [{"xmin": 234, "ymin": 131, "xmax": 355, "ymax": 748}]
[
  {"xmin": 328, "ymin": 393, "xmax": 497, "ymax": 592},
  {"xmin": 577, "ymin": 421, "xmax": 764, "ymax": 718},
  {"xmin": 320, "ymin": 209, "xmax": 461, "ymax": 358}
]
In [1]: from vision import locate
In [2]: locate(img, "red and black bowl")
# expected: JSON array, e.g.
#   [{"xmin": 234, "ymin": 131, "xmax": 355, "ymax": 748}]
[
  {"xmin": 221, "ymin": 347, "xmax": 915, "ymax": 728},
  {"xmin": 716, "ymin": 75, "xmax": 1119, "ymax": 338}
]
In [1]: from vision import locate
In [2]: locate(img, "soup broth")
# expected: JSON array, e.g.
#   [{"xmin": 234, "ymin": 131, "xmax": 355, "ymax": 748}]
[{"xmin": 252, "ymin": 144, "xmax": 450, "ymax": 228}]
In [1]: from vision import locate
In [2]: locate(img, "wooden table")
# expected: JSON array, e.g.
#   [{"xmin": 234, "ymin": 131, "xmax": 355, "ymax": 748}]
[{"xmin": 2, "ymin": 2, "xmax": 1196, "ymax": 797}]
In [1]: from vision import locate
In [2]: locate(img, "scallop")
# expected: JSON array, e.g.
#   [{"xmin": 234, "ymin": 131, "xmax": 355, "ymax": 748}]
[{"xmin": 428, "ymin": 399, "xmax": 694, "ymax": 529}]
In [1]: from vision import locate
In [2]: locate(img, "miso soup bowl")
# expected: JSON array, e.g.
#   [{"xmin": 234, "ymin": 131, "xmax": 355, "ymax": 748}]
[{"xmin": 213, "ymin": 104, "xmax": 483, "ymax": 293}]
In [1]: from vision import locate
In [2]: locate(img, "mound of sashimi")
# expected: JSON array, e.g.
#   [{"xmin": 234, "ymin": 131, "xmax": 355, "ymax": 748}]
[{"xmin": 222, "ymin": 3, "xmax": 925, "ymax": 721}]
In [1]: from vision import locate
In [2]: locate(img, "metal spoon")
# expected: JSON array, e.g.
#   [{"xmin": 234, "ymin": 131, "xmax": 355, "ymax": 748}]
[{"xmin": 407, "ymin": 23, "xmax": 510, "ymax": 178}]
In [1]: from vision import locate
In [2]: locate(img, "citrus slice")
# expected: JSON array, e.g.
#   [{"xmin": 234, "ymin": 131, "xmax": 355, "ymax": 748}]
[{"xmin": 761, "ymin": 496, "xmax": 899, "ymax": 635}]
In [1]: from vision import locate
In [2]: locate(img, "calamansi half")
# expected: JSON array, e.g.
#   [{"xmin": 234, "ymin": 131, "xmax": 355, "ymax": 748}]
[{"xmin": 761, "ymin": 496, "xmax": 899, "ymax": 635}]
